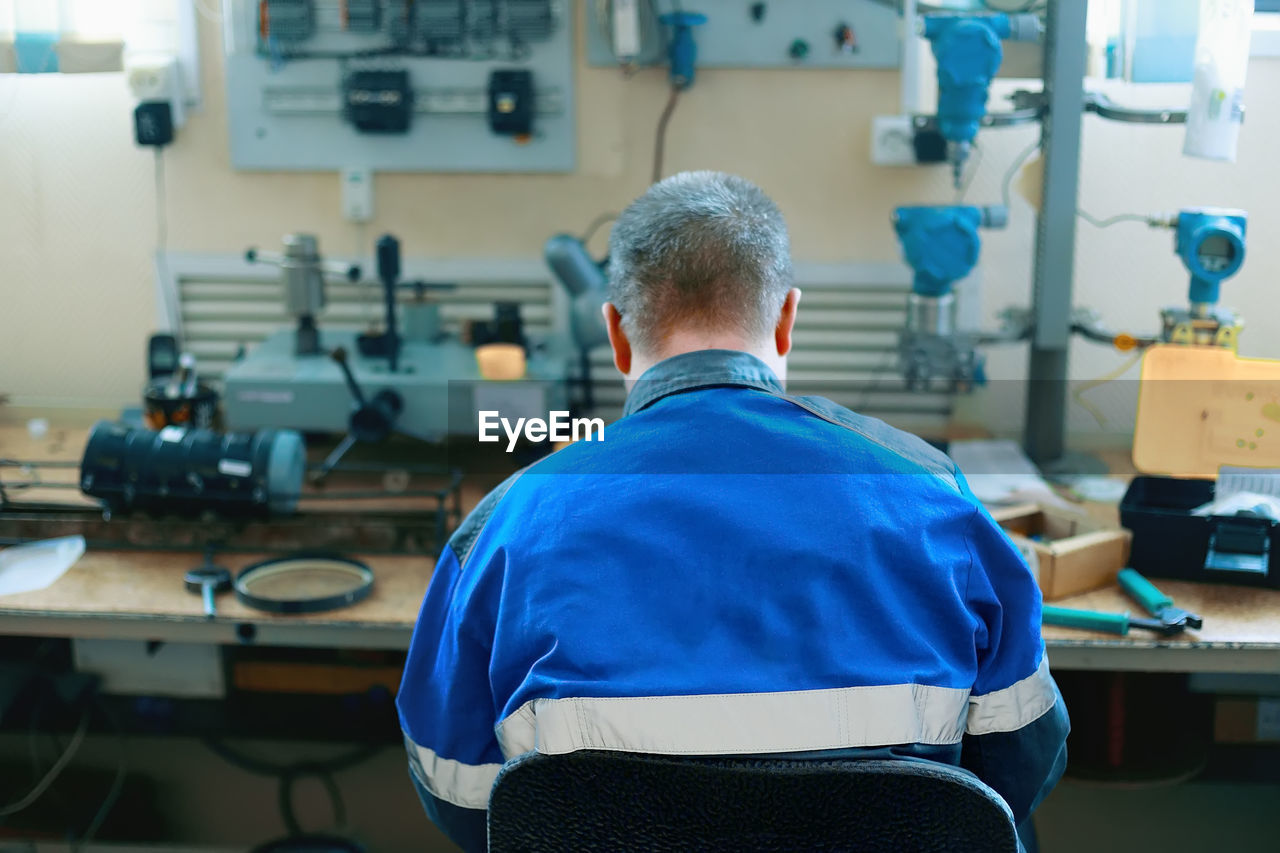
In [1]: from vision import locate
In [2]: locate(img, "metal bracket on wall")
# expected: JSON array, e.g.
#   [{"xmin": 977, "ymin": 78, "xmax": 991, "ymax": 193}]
[{"xmin": 1084, "ymin": 91, "xmax": 1188, "ymax": 125}]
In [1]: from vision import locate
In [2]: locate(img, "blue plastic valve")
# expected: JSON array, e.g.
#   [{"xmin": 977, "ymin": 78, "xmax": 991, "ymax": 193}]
[{"xmin": 660, "ymin": 12, "xmax": 708, "ymax": 89}]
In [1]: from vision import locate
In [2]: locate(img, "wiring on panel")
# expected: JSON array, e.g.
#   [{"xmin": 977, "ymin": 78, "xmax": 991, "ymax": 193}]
[
  {"xmin": 258, "ymin": 0, "xmax": 551, "ymax": 64},
  {"xmin": 577, "ymin": 1, "xmax": 685, "ymax": 261}
]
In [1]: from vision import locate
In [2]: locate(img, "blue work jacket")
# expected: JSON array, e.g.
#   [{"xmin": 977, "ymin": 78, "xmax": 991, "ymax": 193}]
[{"xmin": 398, "ymin": 348, "xmax": 1069, "ymax": 851}]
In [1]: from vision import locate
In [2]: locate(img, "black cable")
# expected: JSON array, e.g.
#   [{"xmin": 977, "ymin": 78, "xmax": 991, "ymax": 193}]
[
  {"xmin": 0, "ymin": 707, "xmax": 91, "ymax": 817},
  {"xmin": 1, "ymin": 678, "xmax": 125, "ymax": 846},
  {"xmin": 652, "ymin": 86, "xmax": 681, "ymax": 185},
  {"xmin": 202, "ymin": 738, "xmax": 383, "ymax": 836},
  {"xmin": 73, "ymin": 701, "xmax": 128, "ymax": 852},
  {"xmin": 24, "ymin": 686, "xmax": 74, "ymax": 827},
  {"xmin": 203, "ymin": 737, "xmax": 384, "ymax": 778},
  {"xmin": 279, "ymin": 769, "xmax": 346, "ymax": 836}
]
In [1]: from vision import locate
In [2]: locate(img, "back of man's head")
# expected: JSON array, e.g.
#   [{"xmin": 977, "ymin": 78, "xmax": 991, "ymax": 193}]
[{"xmin": 608, "ymin": 171, "xmax": 794, "ymax": 355}]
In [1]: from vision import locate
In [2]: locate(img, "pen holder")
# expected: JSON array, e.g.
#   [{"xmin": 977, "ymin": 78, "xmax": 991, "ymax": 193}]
[{"xmin": 144, "ymin": 380, "xmax": 221, "ymax": 430}]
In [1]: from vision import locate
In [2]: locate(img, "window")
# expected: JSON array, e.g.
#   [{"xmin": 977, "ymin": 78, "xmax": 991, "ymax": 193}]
[
  {"xmin": 1255, "ymin": 0, "xmax": 1280, "ymax": 56},
  {"xmin": 0, "ymin": 0, "xmax": 200, "ymax": 104},
  {"xmin": 1090, "ymin": 0, "xmax": 1274, "ymax": 82}
]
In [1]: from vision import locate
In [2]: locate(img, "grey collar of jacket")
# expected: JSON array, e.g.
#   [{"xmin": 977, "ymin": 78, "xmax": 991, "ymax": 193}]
[{"xmin": 622, "ymin": 349, "xmax": 784, "ymax": 417}]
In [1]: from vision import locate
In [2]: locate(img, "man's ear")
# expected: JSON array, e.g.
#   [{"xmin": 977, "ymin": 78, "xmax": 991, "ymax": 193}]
[
  {"xmin": 774, "ymin": 288, "xmax": 801, "ymax": 357},
  {"xmin": 603, "ymin": 302, "xmax": 632, "ymax": 376}
]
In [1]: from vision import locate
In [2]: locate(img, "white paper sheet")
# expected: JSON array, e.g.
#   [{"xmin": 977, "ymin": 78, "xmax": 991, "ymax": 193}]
[
  {"xmin": 1217, "ymin": 466, "xmax": 1280, "ymax": 501},
  {"xmin": 947, "ymin": 439, "xmax": 1070, "ymax": 509},
  {"xmin": 0, "ymin": 536, "xmax": 86, "ymax": 596}
]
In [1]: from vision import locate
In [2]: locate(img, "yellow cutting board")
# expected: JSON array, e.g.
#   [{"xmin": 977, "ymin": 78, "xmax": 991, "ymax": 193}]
[{"xmin": 1133, "ymin": 344, "xmax": 1280, "ymax": 478}]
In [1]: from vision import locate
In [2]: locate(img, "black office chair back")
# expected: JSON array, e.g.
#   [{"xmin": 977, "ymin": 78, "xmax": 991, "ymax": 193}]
[{"xmin": 488, "ymin": 751, "xmax": 1018, "ymax": 852}]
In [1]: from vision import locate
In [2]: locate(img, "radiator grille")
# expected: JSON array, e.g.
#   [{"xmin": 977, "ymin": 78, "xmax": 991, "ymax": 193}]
[{"xmin": 162, "ymin": 254, "xmax": 954, "ymax": 432}]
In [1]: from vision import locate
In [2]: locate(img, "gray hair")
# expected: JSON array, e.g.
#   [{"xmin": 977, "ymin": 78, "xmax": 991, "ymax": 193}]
[{"xmin": 607, "ymin": 171, "xmax": 794, "ymax": 353}]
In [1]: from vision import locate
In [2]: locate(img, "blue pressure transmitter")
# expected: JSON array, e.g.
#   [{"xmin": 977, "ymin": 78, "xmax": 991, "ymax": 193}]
[
  {"xmin": 1175, "ymin": 207, "xmax": 1247, "ymax": 308},
  {"xmin": 893, "ymin": 204, "xmax": 1008, "ymax": 298},
  {"xmin": 919, "ymin": 12, "xmax": 1040, "ymax": 187},
  {"xmin": 892, "ymin": 205, "xmax": 1008, "ymax": 391},
  {"xmin": 1154, "ymin": 207, "xmax": 1248, "ymax": 349}
]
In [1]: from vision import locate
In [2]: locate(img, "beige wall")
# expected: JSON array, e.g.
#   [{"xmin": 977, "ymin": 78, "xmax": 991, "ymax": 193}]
[{"xmin": 2, "ymin": 6, "xmax": 1278, "ymax": 440}]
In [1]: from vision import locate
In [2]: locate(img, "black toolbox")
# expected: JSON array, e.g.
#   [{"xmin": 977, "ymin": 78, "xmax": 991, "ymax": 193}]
[{"xmin": 1120, "ymin": 476, "xmax": 1280, "ymax": 588}]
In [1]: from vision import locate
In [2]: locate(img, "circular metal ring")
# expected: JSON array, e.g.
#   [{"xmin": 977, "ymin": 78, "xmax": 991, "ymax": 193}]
[{"xmin": 233, "ymin": 552, "xmax": 374, "ymax": 615}]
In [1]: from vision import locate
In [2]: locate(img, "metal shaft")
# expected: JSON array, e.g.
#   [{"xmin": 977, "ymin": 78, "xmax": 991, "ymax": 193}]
[
  {"xmin": 1022, "ymin": 0, "xmax": 1088, "ymax": 465},
  {"xmin": 202, "ymin": 582, "xmax": 216, "ymax": 617}
]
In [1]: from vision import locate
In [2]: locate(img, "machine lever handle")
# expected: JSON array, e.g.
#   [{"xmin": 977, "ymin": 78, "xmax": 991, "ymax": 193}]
[
  {"xmin": 245, "ymin": 248, "xmax": 360, "ymax": 282},
  {"xmin": 245, "ymin": 248, "xmax": 283, "ymax": 266},
  {"xmin": 330, "ymin": 347, "xmax": 367, "ymax": 408}
]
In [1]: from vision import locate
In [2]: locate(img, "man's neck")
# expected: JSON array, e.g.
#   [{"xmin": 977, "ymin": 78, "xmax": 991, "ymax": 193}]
[{"xmin": 627, "ymin": 331, "xmax": 785, "ymax": 385}]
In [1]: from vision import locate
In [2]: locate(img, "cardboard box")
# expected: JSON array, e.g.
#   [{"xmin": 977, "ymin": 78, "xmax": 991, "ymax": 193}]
[
  {"xmin": 1215, "ymin": 697, "xmax": 1280, "ymax": 744},
  {"xmin": 991, "ymin": 503, "xmax": 1132, "ymax": 600}
]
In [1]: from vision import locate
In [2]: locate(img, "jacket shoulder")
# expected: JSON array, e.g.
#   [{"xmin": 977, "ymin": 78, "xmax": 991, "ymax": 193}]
[
  {"xmin": 445, "ymin": 469, "xmax": 526, "ymax": 568},
  {"xmin": 778, "ymin": 393, "xmax": 961, "ymax": 491}
]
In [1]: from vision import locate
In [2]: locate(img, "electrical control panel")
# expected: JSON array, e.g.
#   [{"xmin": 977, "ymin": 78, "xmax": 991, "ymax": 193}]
[
  {"xmin": 222, "ymin": 0, "xmax": 574, "ymax": 171},
  {"xmin": 585, "ymin": 0, "xmax": 901, "ymax": 70}
]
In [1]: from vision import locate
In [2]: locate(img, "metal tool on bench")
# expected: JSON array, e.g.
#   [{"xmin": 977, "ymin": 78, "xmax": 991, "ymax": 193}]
[
  {"xmin": 185, "ymin": 547, "xmax": 232, "ymax": 618},
  {"xmin": 1042, "ymin": 568, "xmax": 1203, "ymax": 637},
  {"xmin": 224, "ymin": 232, "xmax": 587, "ymax": 441},
  {"xmin": 233, "ymin": 552, "xmax": 374, "ymax": 615}
]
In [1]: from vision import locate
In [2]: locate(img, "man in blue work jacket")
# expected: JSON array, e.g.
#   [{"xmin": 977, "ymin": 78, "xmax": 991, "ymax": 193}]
[{"xmin": 398, "ymin": 171, "xmax": 1069, "ymax": 851}]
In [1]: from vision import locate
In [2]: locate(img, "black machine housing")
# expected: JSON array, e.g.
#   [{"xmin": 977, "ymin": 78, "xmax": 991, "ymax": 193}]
[{"xmin": 80, "ymin": 421, "xmax": 306, "ymax": 518}]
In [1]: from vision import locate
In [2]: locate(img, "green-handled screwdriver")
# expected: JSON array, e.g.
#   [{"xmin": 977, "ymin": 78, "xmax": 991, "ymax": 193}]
[
  {"xmin": 1042, "ymin": 605, "xmax": 1185, "ymax": 636},
  {"xmin": 1116, "ymin": 568, "xmax": 1203, "ymax": 630},
  {"xmin": 1042, "ymin": 569, "xmax": 1202, "ymax": 636}
]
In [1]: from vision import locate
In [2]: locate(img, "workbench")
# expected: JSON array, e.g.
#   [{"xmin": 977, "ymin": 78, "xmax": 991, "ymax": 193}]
[
  {"xmin": 0, "ymin": 549, "xmax": 1275, "ymax": 674},
  {"xmin": 2, "ymin": 423, "xmax": 1280, "ymax": 675}
]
